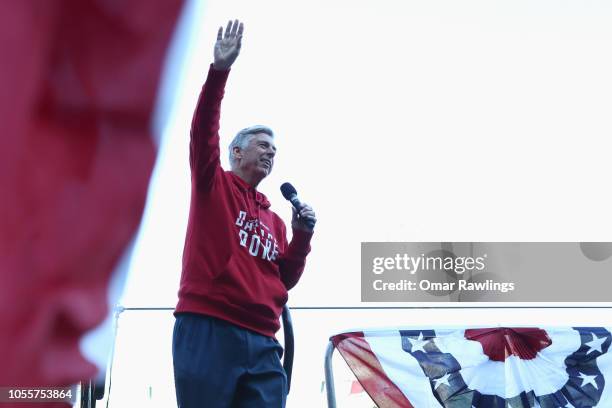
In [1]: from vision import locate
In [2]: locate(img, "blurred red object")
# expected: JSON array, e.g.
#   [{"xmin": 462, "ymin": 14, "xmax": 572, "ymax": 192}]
[{"xmin": 0, "ymin": 0, "xmax": 183, "ymax": 393}]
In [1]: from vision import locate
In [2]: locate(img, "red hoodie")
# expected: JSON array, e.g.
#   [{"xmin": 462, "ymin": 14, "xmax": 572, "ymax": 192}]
[{"xmin": 175, "ymin": 65, "xmax": 313, "ymax": 337}]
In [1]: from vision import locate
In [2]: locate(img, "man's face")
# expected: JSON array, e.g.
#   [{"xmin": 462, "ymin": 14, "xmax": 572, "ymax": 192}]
[{"xmin": 234, "ymin": 133, "xmax": 276, "ymax": 179}]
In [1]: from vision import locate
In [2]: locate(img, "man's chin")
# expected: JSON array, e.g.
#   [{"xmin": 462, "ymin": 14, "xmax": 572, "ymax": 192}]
[
  {"xmin": 249, "ymin": 169, "xmax": 269, "ymax": 182},
  {"xmin": 260, "ymin": 166, "xmax": 272, "ymax": 176}
]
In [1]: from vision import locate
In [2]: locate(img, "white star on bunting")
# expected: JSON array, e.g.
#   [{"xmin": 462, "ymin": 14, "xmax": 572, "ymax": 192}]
[
  {"xmin": 585, "ymin": 332, "xmax": 606, "ymax": 355},
  {"xmin": 409, "ymin": 332, "xmax": 429, "ymax": 353},
  {"xmin": 433, "ymin": 373, "xmax": 451, "ymax": 390},
  {"xmin": 578, "ymin": 372, "xmax": 598, "ymax": 390}
]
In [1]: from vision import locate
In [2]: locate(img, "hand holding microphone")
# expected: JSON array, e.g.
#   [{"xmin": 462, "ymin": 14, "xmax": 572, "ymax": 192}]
[{"xmin": 280, "ymin": 183, "xmax": 316, "ymax": 232}]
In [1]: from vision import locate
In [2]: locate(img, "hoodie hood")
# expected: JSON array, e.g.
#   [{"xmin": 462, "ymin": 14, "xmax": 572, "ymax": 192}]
[{"xmin": 228, "ymin": 171, "xmax": 271, "ymax": 209}]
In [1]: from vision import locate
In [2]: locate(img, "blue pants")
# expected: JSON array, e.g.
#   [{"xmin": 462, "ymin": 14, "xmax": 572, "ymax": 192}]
[{"xmin": 172, "ymin": 313, "xmax": 287, "ymax": 408}]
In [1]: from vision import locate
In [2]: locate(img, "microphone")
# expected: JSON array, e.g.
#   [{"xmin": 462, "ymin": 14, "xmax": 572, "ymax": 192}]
[{"xmin": 280, "ymin": 182, "xmax": 315, "ymax": 230}]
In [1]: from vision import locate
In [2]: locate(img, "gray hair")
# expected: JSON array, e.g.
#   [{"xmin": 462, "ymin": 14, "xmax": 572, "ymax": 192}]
[{"xmin": 228, "ymin": 125, "xmax": 274, "ymax": 165}]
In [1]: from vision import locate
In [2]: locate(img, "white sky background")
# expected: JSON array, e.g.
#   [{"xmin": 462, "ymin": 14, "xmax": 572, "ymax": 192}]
[{"xmin": 122, "ymin": 0, "xmax": 612, "ymax": 308}]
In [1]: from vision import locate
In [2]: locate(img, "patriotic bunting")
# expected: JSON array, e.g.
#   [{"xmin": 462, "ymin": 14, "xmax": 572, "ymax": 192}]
[{"xmin": 331, "ymin": 327, "xmax": 612, "ymax": 408}]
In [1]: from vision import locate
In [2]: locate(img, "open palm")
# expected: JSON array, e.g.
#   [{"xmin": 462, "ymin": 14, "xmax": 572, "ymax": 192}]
[{"xmin": 213, "ymin": 19, "xmax": 244, "ymax": 70}]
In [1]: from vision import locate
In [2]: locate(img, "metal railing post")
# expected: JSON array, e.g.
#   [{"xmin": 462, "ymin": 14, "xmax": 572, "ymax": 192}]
[
  {"xmin": 281, "ymin": 305, "xmax": 294, "ymax": 393},
  {"xmin": 324, "ymin": 341, "xmax": 337, "ymax": 408}
]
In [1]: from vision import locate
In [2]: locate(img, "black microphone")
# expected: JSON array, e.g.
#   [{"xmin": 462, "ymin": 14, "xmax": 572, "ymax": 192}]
[{"xmin": 280, "ymin": 182, "xmax": 315, "ymax": 230}]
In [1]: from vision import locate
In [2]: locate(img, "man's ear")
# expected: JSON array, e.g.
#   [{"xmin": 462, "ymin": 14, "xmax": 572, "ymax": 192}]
[{"xmin": 232, "ymin": 146, "xmax": 242, "ymax": 160}]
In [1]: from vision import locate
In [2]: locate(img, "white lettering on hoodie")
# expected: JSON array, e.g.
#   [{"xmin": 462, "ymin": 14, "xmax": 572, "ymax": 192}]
[{"xmin": 235, "ymin": 210, "xmax": 280, "ymax": 261}]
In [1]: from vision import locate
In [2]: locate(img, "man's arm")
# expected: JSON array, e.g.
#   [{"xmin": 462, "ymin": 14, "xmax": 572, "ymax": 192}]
[
  {"xmin": 278, "ymin": 204, "xmax": 317, "ymax": 290},
  {"xmin": 190, "ymin": 20, "xmax": 244, "ymax": 189}
]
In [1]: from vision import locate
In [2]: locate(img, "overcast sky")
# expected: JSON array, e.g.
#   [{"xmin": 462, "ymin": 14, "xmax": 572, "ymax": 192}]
[{"xmin": 120, "ymin": 0, "xmax": 612, "ymax": 310}]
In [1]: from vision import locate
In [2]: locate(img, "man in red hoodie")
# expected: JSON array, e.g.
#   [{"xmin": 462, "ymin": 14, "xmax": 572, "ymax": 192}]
[{"xmin": 172, "ymin": 19, "xmax": 316, "ymax": 408}]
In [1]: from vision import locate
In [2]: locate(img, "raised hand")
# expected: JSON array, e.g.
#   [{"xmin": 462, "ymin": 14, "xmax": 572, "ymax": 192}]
[{"xmin": 213, "ymin": 19, "xmax": 244, "ymax": 71}]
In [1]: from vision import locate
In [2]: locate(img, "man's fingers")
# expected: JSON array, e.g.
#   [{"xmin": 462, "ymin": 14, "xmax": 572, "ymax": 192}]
[
  {"xmin": 224, "ymin": 20, "xmax": 232, "ymax": 38},
  {"xmin": 237, "ymin": 35, "xmax": 243, "ymax": 49},
  {"xmin": 217, "ymin": 26, "xmax": 223, "ymax": 41},
  {"xmin": 236, "ymin": 23, "xmax": 244, "ymax": 47},
  {"xmin": 300, "ymin": 208, "xmax": 315, "ymax": 218},
  {"xmin": 230, "ymin": 19, "xmax": 239, "ymax": 37},
  {"xmin": 299, "ymin": 204, "xmax": 313, "ymax": 214},
  {"xmin": 302, "ymin": 213, "xmax": 317, "ymax": 225},
  {"xmin": 291, "ymin": 205, "xmax": 316, "ymax": 230}
]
